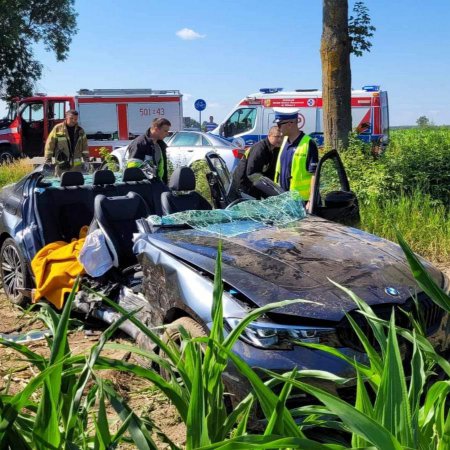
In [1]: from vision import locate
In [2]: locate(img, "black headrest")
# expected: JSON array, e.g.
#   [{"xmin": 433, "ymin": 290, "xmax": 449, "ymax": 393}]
[
  {"xmin": 95, "ymin": 191, "xmax": 149, "ymax": 221},
  {"xmin": 169, "ymin": 167, "xmax": 195, "ymax": 191},
  {"xmin": 93, "ymin": 169, "xmax": 115, "ymax": 185},
  {"xmin": 60, "ymin": 171, "xmax": 84, "ymax": 187},
  {"xmin": 123, "ymin": 167, "xmax": 146, "ymax": 182}
]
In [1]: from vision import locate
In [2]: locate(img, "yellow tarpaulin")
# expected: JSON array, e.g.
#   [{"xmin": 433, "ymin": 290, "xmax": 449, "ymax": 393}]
[{"xmin": 31, "ymin": 227, "xmax": 88, "ymax": 309}]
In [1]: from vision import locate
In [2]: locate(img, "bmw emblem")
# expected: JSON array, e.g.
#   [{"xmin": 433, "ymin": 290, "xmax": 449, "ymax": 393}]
[{"xmin": 385, "ymin": 287, "xmax": 400, "ymax": 297}]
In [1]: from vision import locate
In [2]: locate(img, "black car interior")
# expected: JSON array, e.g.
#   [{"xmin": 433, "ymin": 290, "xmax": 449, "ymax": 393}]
[
  {"xmin": 92, "ymin": 192, "xmax": 149, "ymax": 268},
  {"xmin": 34, "ymin": 169, "xmax": 169, "ymax": 251},
  {"xmin": 161, "ymin": 167, "xmax": 212, "ymax": 215}
]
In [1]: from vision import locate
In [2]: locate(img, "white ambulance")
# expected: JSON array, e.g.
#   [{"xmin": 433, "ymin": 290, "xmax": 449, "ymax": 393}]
[{"xmin": 212, "ymin": 86, "xmax": 389, "ymax": 147}]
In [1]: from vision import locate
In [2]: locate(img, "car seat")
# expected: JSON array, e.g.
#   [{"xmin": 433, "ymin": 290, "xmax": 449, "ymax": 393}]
[
  {"xmin": 118, "ymin": 167, "xmax": 169, "ymax": 216},
  {"xmin": 93, "ymin": 191, "xmax": 149, "ymax": 268},
  {"xmin": 161, "ymin": 167, "xmax": 212, "ymax": 215},
  {"xmin": 60, "ymin": 171, "xmax": 85, "ymax": 187}
]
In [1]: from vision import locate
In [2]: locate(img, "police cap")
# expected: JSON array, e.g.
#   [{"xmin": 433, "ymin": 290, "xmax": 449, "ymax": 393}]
[{"xmin": 273, "ymin": 108, "xmax": 299, "ymax": 123}]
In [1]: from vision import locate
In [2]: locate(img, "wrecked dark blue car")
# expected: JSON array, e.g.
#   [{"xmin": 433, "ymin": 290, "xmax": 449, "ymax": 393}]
[{"xmin": 0, "ymin": 151, "xmax": 449, "ymax": 408}]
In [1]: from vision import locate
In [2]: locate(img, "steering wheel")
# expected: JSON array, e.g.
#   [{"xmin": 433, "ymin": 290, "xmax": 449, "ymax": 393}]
[{"xmin": 225, "ymin": 198, "xmax": 249, "ymax": 209}]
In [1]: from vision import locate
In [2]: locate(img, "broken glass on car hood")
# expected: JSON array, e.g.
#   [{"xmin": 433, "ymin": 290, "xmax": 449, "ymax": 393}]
[{"xmin": 145, "ymin": 191, "xmax": 307, "ymax": 237}]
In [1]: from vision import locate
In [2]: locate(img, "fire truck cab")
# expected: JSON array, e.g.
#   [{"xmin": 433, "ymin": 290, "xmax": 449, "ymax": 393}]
[
  {"xmin": 0, "ymin": 89, "xmax": 183, "ymax": 162},
  {"xmin": 212, "ymin": 86, "xmax": 389, "ymax": 148}
]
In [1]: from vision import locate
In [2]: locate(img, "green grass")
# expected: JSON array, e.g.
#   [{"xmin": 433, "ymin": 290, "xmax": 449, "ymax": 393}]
[
  {"xmin": 360, "ymin": 191, "xmax": 450, "ymax": 264},
  {"xmin": 0, "ymin": 159, "xmax": 33, "ymax": 187}
]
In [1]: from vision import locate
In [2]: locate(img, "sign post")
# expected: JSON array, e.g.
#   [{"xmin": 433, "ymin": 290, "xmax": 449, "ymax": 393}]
[{"xmin": 194, "ymin": 98, "xmax": 206, "ymax": 129}]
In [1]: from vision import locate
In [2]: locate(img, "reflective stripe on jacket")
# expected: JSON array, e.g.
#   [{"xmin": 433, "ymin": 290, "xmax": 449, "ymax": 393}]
[
  {"xmin": 274, "ymin": 135, "xmax": 313, "ymax": 201},
  {"xmin": 44, "ymin": 122, "xmax": 89, "ymax": 165}
]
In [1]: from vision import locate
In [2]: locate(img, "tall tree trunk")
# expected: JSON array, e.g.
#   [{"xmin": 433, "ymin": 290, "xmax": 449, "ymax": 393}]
[{"xmin": 321, "ymin": 0, "xmax": 352, "ymax": 150}]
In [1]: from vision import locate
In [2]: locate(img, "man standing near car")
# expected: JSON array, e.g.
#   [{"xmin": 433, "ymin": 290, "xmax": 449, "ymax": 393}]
[
  {"xmin": 204, "ymin": 116, "xmax": 218, "ymax": 132},
  {"xmin": 274, "ymin": 109, "xmax": 319, "ymax": 205},
  {"xmin": 126, "ymin": 117, "xmax": 171, "ymax": 183},
  {"xmin": 232, "ymin": 126, "xmax": 283, "ymax": 198},
  {"xmin": 44, "ymin": 109, "xmax": 89, "ymax": 176}
]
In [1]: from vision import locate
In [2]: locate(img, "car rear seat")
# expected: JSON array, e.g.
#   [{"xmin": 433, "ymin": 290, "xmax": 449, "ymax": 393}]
[
  {"xmin": 34, "ymin": 168, "xmax": 168, "ymax": 247},
  {"xmin": 35, "ymin": 172, "xmax": 94, "ymax": 244},
  {"xmin": 116, "ymin": 168, "xmax": 169, "ymax": 216}
]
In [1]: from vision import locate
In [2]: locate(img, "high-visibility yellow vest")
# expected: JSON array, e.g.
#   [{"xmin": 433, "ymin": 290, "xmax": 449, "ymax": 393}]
[{"xmin": 274, "ymin": 135, "xmax": 313, "ymax": 201}]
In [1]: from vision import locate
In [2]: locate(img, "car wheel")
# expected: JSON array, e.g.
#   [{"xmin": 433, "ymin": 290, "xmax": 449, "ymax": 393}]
[
  {"xmin": 160, "ymin": 316, "xmax": 235, "ymax": 413},
  {"xmin": 160, "ymin": 317, "xmax": 207, "ymax": 381},
  {"xmin": 0, "ymin": 238, "xmax": 30, "ymax": 305},
  {"xmin": 0, "ymin": 149, "xmax": 13, "ymax": 165}
]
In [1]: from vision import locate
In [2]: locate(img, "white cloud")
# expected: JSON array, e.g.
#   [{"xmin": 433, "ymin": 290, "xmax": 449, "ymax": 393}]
[
  {"xmin": 176, "ymin": 28, "xmax": 206, "ymax": 40},
  {"xmin": 208, "ymin": 102, "xmax": 221, "ymax": 108},
  {"xmin": 183, "ymin": 93, "xmax": 193, "ymax": 101}
]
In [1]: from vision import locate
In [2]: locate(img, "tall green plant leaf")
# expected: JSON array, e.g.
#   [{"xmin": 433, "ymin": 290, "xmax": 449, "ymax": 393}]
[
  {"xmin": 266, "ymin": 372, "xmax": 402, "ymax": 449},
  {"xmin": 197, "ymin": 434, "xmax": 350, "ymax": 449},
  {"xmin": 264, "ymin": 368, "xmax": 295, "ymax": 436},
  {"xmin": 373, "ymin": 313, "xmax": 413, "ymax": 447},
  {"xmin": 408, "ymin": 332, "xmax": 426, "ymax": 448},
  {"xmin": 352, "ymin": 364, "xmax": 373, "ymax": 448},
  {"xmin": 33, "ymin": 278, "xmax": 79, "ymax": 448},
  {"xmin": 93, "ymin": 383, "xmax": 111, "ymax": 450},
  {"xmin": 397, "ymin": 232, "xmax": 450, "ymax": 312},
  {"xmin": 186, "ymin": 342, "xmax": 210, "ymax": 449},
  {"xmin": 65, "ymin": 307, "xmax": 141, "ymax": 442},
  {"xmin": 103, "ymin": 381, "xmax": 159, "ymax": 450},
  {"xmin": 329, "ymin": 280, "xmax": 387, "ymax": 353}
]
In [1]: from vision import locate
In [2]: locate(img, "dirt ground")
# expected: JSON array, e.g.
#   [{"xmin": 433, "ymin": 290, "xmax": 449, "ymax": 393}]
[{"xmin": 0, "ymin": 293, "xmax": 186, "ymax": 449}]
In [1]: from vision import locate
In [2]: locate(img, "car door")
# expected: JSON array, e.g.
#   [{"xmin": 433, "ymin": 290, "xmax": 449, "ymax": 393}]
[
  {"xmin": 205, "ymin": 152, "xmax": 240, "ymax": 209},
  {"xmin": 310, "ymin": 150, "xmax": 360, "ymax": 226}
]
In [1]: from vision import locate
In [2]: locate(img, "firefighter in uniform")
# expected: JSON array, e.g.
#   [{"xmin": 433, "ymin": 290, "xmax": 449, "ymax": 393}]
[
  {"xmin": 232, "ymin": 125, "xmax": 283, "ymax": 198},
  {"xmin": 273, "ymin": 109, "xmax": 319, "ymax": 204},
  {"xmin": 126, "ymin": 117, "xmax": 171, "ymax": 183},
  {"xmin": 44, "ymin": 109, "xmax": 89, "ymax": 176}
]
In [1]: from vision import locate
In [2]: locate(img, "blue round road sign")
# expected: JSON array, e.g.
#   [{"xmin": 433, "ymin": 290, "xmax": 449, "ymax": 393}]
[{"xmin": 194, "ymin": 98, "xmax": 207, "ymax": 111}]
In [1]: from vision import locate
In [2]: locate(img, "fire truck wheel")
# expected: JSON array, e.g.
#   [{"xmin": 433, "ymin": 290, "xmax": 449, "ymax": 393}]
[{"xmin": 0, "ymin": 148, "xmax": 13, "ymax": 165}]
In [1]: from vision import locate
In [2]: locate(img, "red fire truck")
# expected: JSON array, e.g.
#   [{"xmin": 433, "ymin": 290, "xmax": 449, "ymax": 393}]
[{"xmin": 0, "ymin": 89, "xmax": 183, "ymax": 162}]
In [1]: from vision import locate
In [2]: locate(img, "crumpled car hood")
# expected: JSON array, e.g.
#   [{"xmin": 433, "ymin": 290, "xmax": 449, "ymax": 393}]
[{"xmin": 137, "ymin": 216, "xmax": 443, "ymax": 322}]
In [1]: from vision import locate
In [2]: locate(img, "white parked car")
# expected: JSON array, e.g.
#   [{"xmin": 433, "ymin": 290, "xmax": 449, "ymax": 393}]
[{"xmin": 105, "ymin": 131, "xmax": 245, "ymax": 173}]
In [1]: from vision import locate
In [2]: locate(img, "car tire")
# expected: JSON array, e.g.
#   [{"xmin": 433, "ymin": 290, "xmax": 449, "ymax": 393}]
[
  {"xmin": 0, "ymin": 238, "xmax": 30, "ymax": 306},
  {"xmin": 0, "ymin": 148, "xmax": 14, "ymax": 165},
  {"xmin": 160, "ymin": 317, "xmax": 207, "ymax": 381}
]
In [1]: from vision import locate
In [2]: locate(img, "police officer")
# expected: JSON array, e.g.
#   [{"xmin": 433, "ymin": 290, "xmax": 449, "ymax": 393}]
[
  {"xmin": 126, "ymin": 117, "xmax": 171, "ymax": 183},
  {"xmin": 44, "ymin": 109, "xmax": 89, "ymax": 176},
  {"xmin": 274, "ymin": 109, "xmax": 319, "ymax": 204},
  {"xmin": 232, "ymin": 126, "xmax": 283, "ymax": 198}
]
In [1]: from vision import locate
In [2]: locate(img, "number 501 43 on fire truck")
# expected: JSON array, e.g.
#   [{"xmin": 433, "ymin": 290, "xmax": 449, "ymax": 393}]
[{"xmin": 0, "ymin": 89, "xmax": 183, "ymax": 162}]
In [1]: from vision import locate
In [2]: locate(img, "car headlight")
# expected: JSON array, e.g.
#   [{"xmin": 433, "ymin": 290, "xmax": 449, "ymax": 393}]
[{"xmin": 226, "ymin": 318, "xmax": 338, "ymax": 350}]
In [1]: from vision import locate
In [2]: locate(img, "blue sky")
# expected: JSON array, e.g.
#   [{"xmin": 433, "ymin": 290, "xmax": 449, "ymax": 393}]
[{"xmin": 2, "ymin": 0, "xmax": 450, "ymax": 126}]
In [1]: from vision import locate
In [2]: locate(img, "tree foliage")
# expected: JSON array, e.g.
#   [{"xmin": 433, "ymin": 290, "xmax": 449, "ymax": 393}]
[
  {"xmin": 348, "ymin": 1, "xmax": 376, "ymax": 57},
  {"xmin": 0, "ymin": 0, "xmax": 78, "ymax": 100},
  {"xmin": 416, "ymin": 116, "xmax": 432, "ymax": 128}
]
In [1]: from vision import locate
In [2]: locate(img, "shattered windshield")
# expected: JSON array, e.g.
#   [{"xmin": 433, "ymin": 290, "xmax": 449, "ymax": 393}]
[{"xmin": 146, "ymin": 191, "xmax": 306, "ymax": 237}]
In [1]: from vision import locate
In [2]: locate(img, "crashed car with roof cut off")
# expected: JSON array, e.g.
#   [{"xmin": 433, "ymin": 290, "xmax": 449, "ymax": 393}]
[{"xmin": 0, "ymin": 150, "xmax": 449, "ymax": 409}]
